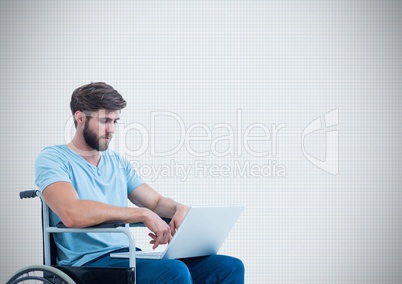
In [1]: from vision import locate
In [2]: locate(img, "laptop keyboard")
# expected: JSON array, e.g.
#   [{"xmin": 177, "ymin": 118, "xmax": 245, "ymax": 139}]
[{"xmin": 136, "ymin": 251, "xmax": 164, "ymax": 256}]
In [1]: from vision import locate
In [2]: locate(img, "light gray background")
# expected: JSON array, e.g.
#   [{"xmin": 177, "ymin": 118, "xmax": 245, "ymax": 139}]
[{"xmin": 1, "ymin": 1, "xmax": 401, "ymax": 283}]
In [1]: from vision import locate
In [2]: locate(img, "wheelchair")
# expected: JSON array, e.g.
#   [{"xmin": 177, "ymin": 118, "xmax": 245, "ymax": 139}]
[{"xmin": 7, "ymin": 190, "xmax": 165, "ymax": 284}]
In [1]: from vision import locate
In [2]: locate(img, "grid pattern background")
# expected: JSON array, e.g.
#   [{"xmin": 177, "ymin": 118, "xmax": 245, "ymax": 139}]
[{"xmin": 1, "ymin": 1, "xmax": 402, "ymax": 283}]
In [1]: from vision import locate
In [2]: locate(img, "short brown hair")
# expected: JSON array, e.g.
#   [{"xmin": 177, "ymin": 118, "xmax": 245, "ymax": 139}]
[{"xmin": 70, "ymin": 82, "xmax": 127, "ymax": 127}]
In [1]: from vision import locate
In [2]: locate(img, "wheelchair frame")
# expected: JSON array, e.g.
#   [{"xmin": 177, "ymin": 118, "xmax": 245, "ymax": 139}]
[{"xmin": 7, "ymin": 190, "xmax": 146, "ymax": 284}]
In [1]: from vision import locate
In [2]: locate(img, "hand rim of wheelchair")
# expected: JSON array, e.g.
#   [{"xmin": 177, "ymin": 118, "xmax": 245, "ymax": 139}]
[{"xmin": 6, "ymin": 264, "xmax": 76, "ymax": 284}]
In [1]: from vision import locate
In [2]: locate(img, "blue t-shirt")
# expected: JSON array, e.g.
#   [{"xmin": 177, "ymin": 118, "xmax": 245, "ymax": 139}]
[{"xmin": 34, "ymin": 145, "xmax": 144, "ymax": 266}]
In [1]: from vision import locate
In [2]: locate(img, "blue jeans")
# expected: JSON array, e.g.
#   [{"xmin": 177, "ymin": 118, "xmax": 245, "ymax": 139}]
[{"xmin": 83, "ymin": 248, "xmax": 244, "ymax": 283}]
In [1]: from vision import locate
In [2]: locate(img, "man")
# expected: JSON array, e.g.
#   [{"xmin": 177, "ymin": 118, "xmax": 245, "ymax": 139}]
[{"xmin": 35, "ymin": 82, "xmax": 244, "ymax": 283}]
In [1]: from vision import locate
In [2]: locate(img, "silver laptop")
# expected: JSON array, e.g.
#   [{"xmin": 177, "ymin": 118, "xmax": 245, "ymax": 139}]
[{"xmin": 110, "ymin": 205, "xmax": 244, "ymax": 260}]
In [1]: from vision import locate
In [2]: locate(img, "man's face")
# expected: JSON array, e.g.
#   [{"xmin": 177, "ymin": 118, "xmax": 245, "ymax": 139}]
[{"xmin": 82, "ymin": 109, "xmax": 120, "ymax": 151}]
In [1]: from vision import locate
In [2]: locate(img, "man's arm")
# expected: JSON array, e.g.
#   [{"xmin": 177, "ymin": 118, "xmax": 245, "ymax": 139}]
[
  {"xmin": 42, "ymin": 181, "xmax": 172, "ymax": 248},
  {"xmin": 128, "ymin": 183, "xmax": 189, "ymax": 236}
]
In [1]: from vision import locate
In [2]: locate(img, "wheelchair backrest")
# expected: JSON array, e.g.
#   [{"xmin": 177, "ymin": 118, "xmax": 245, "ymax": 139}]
[{"xmin": 20, "ymin": 190, "xmax": 58, "ymax": 265}]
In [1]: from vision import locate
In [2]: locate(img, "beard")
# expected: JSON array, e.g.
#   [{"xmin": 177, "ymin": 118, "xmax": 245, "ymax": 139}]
[{"xmin": 83, "ymin": 119, "xmax": 111, "ymax": 151}]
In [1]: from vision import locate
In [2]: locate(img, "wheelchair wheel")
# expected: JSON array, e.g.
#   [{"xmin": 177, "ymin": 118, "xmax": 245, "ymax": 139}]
[{"xmin": 6, "ymin": 264, "xmax": 76, "ymax": 284}]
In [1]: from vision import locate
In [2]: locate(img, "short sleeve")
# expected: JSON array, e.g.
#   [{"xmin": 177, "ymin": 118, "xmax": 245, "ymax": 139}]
[
  {"xmin": 35, "ymin": 147, "xmax": 71, "ymax": 193},
  {"xmin": 118, "ymin": 157, "xmax": 144, "ymax": 194}
]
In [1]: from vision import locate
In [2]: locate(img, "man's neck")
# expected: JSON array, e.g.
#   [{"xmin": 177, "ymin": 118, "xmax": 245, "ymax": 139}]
[{"xmin": 67, "ymin": 139, "xmax": 101, "ymax": 167}]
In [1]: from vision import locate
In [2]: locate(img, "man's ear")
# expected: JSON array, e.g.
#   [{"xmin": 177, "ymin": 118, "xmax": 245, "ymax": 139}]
[{"xmin": 74, "ymin": 111, "xmax": 86, "ymax": 126}]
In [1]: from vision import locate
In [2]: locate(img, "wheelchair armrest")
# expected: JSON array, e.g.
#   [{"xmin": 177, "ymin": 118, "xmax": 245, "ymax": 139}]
[
  {"xmin": 129, "ymin": 218, "xmax": 171, "ymax": 227},
  {"xmin": 49, "ymin": 218, "xmax": 171, "ymax": 268},
  {"xmin": 56, "ymin": 218, "xmax": 170, "ymax": 229},
  {"xmin": 56, "ymin": 221, "xmax": 125, "ymax": 228},
  {"xmin": 46, "ymin": 226, "xmax": 137, "ymax": 268},
  {"xmin": 128, "ymin": 218, "xmax": 171, "ymax": 227}
]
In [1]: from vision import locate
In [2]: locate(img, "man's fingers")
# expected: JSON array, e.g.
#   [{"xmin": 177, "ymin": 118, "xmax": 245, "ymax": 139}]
[
  {"xmin": 169, "ymin": 222, "xmax": 176, "ymax": 235},
  {"xmin": 149, "ymin": 229, "xmax": 171, "ymax": 249},
  {"xmin": 152, "ymin": 239, "xmax": 160, "ymax": 250}
]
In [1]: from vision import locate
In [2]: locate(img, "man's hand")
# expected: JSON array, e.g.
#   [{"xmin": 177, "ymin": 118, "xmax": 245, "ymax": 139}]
[
  {"xmin": 142, "ymin": 209, "xmax": 172, "ymax": 249},
  {"xmin": 128, "ymin": 184, "xmax": 190, "ymax": 247},
  {"xmin": 169, "ymin": 204, "xmax": 190, "ymax": 235}
]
